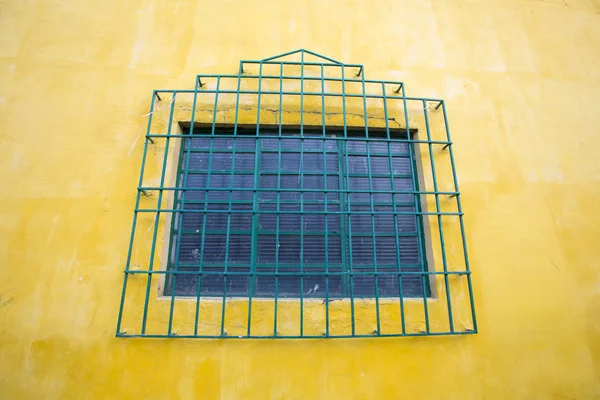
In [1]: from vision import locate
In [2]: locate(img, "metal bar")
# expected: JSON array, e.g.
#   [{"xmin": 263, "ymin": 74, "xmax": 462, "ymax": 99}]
[
  {"xmin": 299, "ymin": 51, "xmax": 305, "ymax": 337},
  {"xmin": 259, "ymin": 49, "xmax": 304, "ymax": 62},
  {"xmin": 441, "ymin": 100, "xmax": 478, "ymax": 332},
  {"xmin": 241, "ymin": 60, "xmax": 359, "ymax": 68},
  {"xmin": 302, "ymin": 49, "xmax": 344, "ymax": 65},
  {"xmin": 361, "ymin": 69, "xmax": 381, "ymax": 335},
  {"xmin": 168, "ymin": 74, "xmax": 203, "ymax": 335},
  {"xmin": 126, "ymin": 269, "xmax": 468, "ymax": 276},
  {"xmin": 340, "ymin": 66, "xmax": 356, "ymax": 335},
  {"xmin": 141, "ymin": 92, "xmax": 177, "ymax": 335},
  {"xmin": 174, "ymin": 198, "xmax": 419, "ymax": 207},
  {"xmin": 355, "ymin": 66, "xmax": 363, "ymax": 77},
  {"xmin": 320, "ymin": 65, "xmax": 327, "ymax": 138},
  {"xmin": 116, "ymin": 93, "xmax": 156, "ymax": 335},
  {"xmin": 196, "ymin": 73, "xmax": 404, "ymax": 86},
  {"xmin": 165, "ymin": 143, "xmax": 185, "ymax": 334},
  {"xmin": 220, "ymin": 190, "xmax": 232, "ymax": 336},
  {"xmin": 119, "ymin": 330, "xmax": 476, "ymax": 339},
  {"xmin": 193, "ymin": 138, "xmax": 211, "ymax": 334},
  {"xmin": 382, "ymin": 82, "xmax": 406, "ymax": 335},
  {"xmin": 164, "ymin": 262, "xmax": 421, "ymax": 270},
  {"xmin": 174, "ymin": 229, "xmax": 419, "ymax": 238},
  {"xmin": 423, "ymin": 100, "xmax": 454, "ymax": 333},
  {"xmin": 142, "ymin": 186, "xmax": 458, "ymax": 196},
  {"xmin": 401, "ymin": 84, "xmax": 430, "ymax": 334},
  {"xmin": 154, "ymin": 88, "xmax": 443, "ymax": 102},
  {"xmin": 136, "ymin": 208, "xmax": 463, "ymax": 216},
  {"xmin": 193, "ymin": 84, "xmax": 220, "ymax": 335},
  {"xmin": 221, "ymin": 70, "xmax": 243, "ymax": 337},
  {"xmin": 321, "ymin": 63, "xmax": 330, "ymax": 337},
  {"xmin": 246, "ymin": 62, "xmax": 264, "ymax": 336},
  {"xmin": 273, "ymin": 135, "xmax": 282, "ymax": 336},
  {"xmin": 179, "ymin": 170, "xmax": 413, "ymax": 179},
  {"xmin": 273, "ymin": 63, "xmax": 284, "ymax": 337},
  {"xmin": 179, "ymin": 148, "xmax": 413, "ymax": 157},
  {"xmin": 233, "ymin": 66, "xmax": 243, "ymax": 136},
  {"xmin": 149, "ymin": 134, "xmax": 449, "ymax": 146},
  {"xmin": 336, "ymin": 137, "xmax": 349, "ymax": 299},
  {"xmin": 278, "ymin": 63, "xmax": 283, "ymax": 136}
]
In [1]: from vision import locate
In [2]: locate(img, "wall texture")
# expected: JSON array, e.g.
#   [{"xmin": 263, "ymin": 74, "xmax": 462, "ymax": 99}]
[{"xmin": 1, "ymin": 0, "xmax": 600, "ymax": 398}]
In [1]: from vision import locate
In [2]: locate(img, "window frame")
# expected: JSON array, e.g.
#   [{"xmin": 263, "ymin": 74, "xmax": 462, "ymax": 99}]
[{"xmin": 159, "ymin": 123, "xmax": 436, "ymax": 300}]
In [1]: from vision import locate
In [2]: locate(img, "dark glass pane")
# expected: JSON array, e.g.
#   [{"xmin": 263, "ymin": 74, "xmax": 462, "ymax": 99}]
[
  {"xmin": 261, "ymin": 152, "xmax": 338, "ymax": 173},
  {"xmin": 169, "ymin": 134, "xmax": 425, "ymax": 298},
  {"xmin": 262, "ymin": 136, "xmax": 337, "ymax": 151}
]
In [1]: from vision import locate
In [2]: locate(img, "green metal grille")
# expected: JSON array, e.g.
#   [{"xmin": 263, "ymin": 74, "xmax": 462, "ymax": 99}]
[{"xmin": 116, "ymin": 49, "xmax": 477, "ymax": 339}]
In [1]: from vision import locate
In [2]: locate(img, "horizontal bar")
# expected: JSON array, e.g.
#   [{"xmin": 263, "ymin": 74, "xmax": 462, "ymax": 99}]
[
  {"xmin": 148, "ymin": 134, "xmax": 450, "ymax": 146},
  {"xmin": 140, "ymin": 186, "xmax": 457, "ymax": 195},
  {"xmin": 240, "ymin": 60, "xmax": 364, "ymax": 68},
  {"xmin": 168, "ymin": 262, "xmax": 421, "ymax": 269},
  {"xmin": 165, "ymin": 293, "xmax": 426, "ymax": 300},
  {"xmin": 196, "ymin": 73, "xmax": 403, "ymax": 86},
  {"xmin": 181, "ymin": 148, "xmax": 412, "ymax": 157},
  {"xmin": 153, "ymin": 89, "xmax": 444, "ymax": 103},
  {"xmin": 174, "ymin": 229, "xmax": 420, "ymax": 237},
  {"xmin": 135, "ymin": 208, "xmax": 462, "ymax": 216},
  {"xmin": 173, "ymin": 199, "xmax": 415, "ymax": 206},
  {"xmin": 125, "ymin": 270, "xmax": 469, "ymax": 276},
  {"xmin": 117, "ymin": 331, "xmax": 476, "ymax": 339},
  {"xmin": 181, "ymin": 170, "xmax": 413, "ymax": 179}
]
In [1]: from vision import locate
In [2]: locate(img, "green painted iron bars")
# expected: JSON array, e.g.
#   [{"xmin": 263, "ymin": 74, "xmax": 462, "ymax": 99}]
[{"xmin": 116, "ymin": 49, "xmax": 477, "ymax": 338}]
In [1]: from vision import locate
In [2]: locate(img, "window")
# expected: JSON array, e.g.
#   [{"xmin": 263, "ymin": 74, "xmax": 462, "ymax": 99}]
[
  {"xmin": 116, "ymin": 49, "xmax": 477, "ymax": 338},
  {"xmin": 165, "ymin": 126, "xmax": 430, "ymax": 299}
]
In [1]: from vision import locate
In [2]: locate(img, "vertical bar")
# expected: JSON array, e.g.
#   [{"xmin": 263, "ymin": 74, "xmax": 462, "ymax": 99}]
[
  {"xmin": 341, "ymin": 66, "xmax": 347, "ymax": 138},
  {"xmin": 441, "ymin": 100, "xmax": 477, "ymax": 332},
  {"xmin": 194, "ymin": 77, "xmax": 221, "ymax": 336},
  {"xmin": 220, "ymin": 163, "xmax": 234, "ymax": 336},
  {"xmin": 222, "ymin": 69, "xmax": 243, "ymax": 336},
  {"xmin": 279, "ymin": 63, "xmax": 284, "ymax": 136},
  {"xmin": 381, "ymin": 83, "xmax": 406, "ymax": 335},
  {"xmin": 116, "ymin": 93, "xmax": 156, "ymax": 335},
  {"xmin": 361, "ymin": 67, "xmax": 380, "ymax": 335},
  {"xmin": 423, "ymin": 100, "xmax": 454, "ymax": 332},
  {"xmin": 221, "ymin": 213, "xmax": 232, "ymax": 336},
  {"xmin": 163, "ymin": 122, "xmax": 186, "ymax": 331},
  {"xmin": 401, "ymin": 86, "xmax": 430, "ymax": 334},
  {"xmin": 273, "ymin": 133, "xmax": 282, "ymax": 336},
  {"xmin": 300, "ymin": 53, "xmax": 305, "ymax": 136},
  {"xmin": 329, "ymin": 68, "xmax": 347, "ymax": 298},
  {"xmin": 247, "ymin": 62, "xmax": 264, "ymax": 336},
  {"xmin": 273, "ymin": 63, "xmax": 283, "ymax": 336},
  {"xmin": 141, "ymin": 92, "xmax": 177, "ymax": 335},
  {"xmin": 168, "ymin": 79, "xmax": 201, "ymax": 335},
  {"xmin": 234, "ymin": 63, "xmax": 243, "ymax": 135},
  {"xmin": 320, "ymin": 64, "xmax": 326, "ymax": 137},
  {"xmin": 336, "ymin": 139, "xmax": 348, "ymax": 298},
  {"xmin": 320, "ymin": 64, "xmax": 329, "ymax": 337},
  {"xmin": 211, "ymin": 81, "xmax": 221, "ymax": 152},
  {"xmin": 299, "ymin": 52, "xmax": 305, "ymax": 336},
  {"xmin": 340, "ymin": 65, "xmax": 355, "ymax": 336}
]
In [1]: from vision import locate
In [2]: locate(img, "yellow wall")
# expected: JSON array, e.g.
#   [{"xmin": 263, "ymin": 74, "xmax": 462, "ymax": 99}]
[{"xmin": 1, "ymin": 0, "xmax": 600, "ymax": 398}]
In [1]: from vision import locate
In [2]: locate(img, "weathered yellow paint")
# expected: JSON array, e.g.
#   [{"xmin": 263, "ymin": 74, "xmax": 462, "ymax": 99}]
[{"xmin": 1, "ymin": 0, "xmax": 600, "ymax": 398}]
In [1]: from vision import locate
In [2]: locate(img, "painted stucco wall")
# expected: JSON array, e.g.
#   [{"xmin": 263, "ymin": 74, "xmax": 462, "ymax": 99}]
[{"xmin": 1, "ymin": 0, "xmax": 600, "ymax": 398}]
